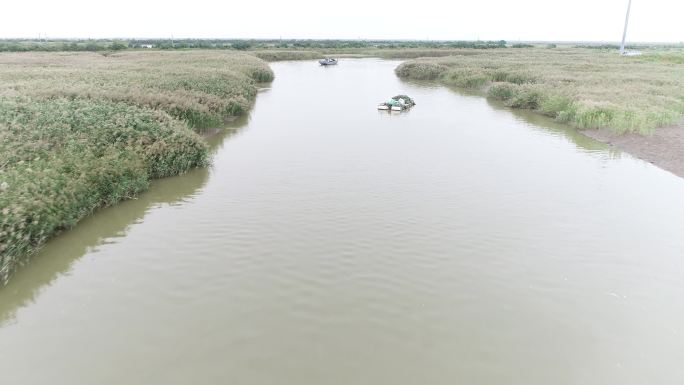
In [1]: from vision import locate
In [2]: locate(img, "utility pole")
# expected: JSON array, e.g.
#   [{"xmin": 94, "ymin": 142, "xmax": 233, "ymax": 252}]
[{"xmin": 620, "ymin": 0, "xmax": 632, "ymax": 54}]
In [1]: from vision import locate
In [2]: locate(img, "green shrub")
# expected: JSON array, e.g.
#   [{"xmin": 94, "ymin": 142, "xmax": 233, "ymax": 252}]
[
  {"xmin": 507, "ymin": 88, "xmax": 546, "ymax": 109},
  {"xmin": 487, "ymin": 83, "xmax": 519, "ymax": 101},
  {"xmin": 232, "ymin": 41, "xmax": 252, "ymax": 50},
  {"xmin": 394, "ymin": 61, "xmax": 448, "ymax": 80},
  {"xmin": 540, "ymin": 95, "xmax": 576, "ymax": 120},
  {"xmin": 575, "ymin": 106, "xmax": 617, "ymax": 128},
  {"xmin": 248, "ymin": 67, "xmax": 276, "ymax": 82},
  {"xmin": 111, "ymin": 41, "xmax": 128, "ymax": 50},
  {"xmin": 511, "ymin": 43, "xmax": 534, "ymax": 48}
]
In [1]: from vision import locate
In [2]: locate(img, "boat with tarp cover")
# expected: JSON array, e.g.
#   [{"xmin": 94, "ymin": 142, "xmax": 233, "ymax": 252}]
[{"xmin": 378, "ymin": 95, "xmax": 416, "ymax": 111}]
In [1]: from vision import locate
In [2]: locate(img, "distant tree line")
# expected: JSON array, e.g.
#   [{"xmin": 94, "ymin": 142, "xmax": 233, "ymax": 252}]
[
  {"xmin": 0, "ymin": 39, "xmax": 513, "ymax": 52},
  {"xmin": 5, "ymin": 39, "xmax": 678, "ymax": 53},
  {"xmin": 0, "ymin": 39, "xmax": 129, "ymax": 52},
  {"xmin": 510, "ymin": 43, "xmax": 534, "ymax": 48}
]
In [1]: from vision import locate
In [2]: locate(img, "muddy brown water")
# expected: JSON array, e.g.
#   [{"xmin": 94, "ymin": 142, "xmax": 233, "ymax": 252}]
[{"xmin": 2, "ymin": 59, "xmax": 684, "ymax": 385}]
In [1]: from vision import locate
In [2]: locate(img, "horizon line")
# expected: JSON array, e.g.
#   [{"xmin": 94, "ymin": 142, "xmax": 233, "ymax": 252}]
[{"xmin": 1, "ymin": 37, "xmax": 683, "ymax": 45}]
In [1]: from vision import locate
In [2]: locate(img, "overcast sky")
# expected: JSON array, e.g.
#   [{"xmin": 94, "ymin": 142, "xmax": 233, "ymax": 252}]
[{"xmin": 1, "ymin": 0, "xmax": 682, "ymax": 42}]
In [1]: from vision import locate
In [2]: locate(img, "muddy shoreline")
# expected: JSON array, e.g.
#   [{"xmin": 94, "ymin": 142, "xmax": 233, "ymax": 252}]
[{"xmin": 582, "ymin": 122, "xmax": 684, "ymax": 178}]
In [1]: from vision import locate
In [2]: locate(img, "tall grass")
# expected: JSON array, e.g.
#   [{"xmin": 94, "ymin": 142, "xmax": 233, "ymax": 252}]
[
  {"xmin": 395, "ymin": 48, "xmax": 684, "ymax": 134},
  {"xmin": 0, "ymin": 51, "xmax": 273, "ymax": 128},
  {"xmin": 250, "ymin": 50, "xmax": 323, "ymax": 62},
  {"xmin": 0, "ymin": 51, "xmax": 273, "ymax": 284}
]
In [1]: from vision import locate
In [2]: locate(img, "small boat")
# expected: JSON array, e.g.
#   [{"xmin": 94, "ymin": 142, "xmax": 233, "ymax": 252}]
[
  {"xmin": 377, "ymin": 95, "xmax": 416, "ymax": 111},
  {"xmin": 319, "ymin": 58, "xmax": 338, "ymax": 66}
]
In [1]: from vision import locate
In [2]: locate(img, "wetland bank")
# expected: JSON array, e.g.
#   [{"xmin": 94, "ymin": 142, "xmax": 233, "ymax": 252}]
[
  {"xmin": 2, "ymin": 57, "xmax": 684, "ymax": 384},
  {"xmin": 0, "ymin": 51, "xmax": 273, "ymax": 281},
  {"xmin": 3, "ymin": 47, "xmax": 684, "ymax": 280},
  {"xmin": 394, "ymin": 48, "xmax": 684, "ymax": 175}
]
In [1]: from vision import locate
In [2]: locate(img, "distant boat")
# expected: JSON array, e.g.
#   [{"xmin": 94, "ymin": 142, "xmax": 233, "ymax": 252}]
[{"xmin": 319, "ymin": 58, "xmax": 338, "ymax": 66}]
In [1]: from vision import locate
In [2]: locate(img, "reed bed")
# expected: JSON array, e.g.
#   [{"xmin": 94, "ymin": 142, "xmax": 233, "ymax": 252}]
[
  {"xmin": 250, "ymin": 50, "xmax": 323, "ymax": 62},
  {"xmin": 0, "ymin": 51, "xmax": 273, "ymax": 283},
  {"xmin": 395, "ymin": 48, "xmax": 684, "ymax": 134},
  {"xmin": 0, "ymin": 51, "xmax": 273, "ymax": 127},
  {"xmin": 247, "ymin": 48, "xmax": 497, "ymax": 61}
]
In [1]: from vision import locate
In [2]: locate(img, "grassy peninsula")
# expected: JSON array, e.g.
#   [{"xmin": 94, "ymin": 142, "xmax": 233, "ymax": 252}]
[
  {"xmin": 395, "ymin": 48, "xmax": 684, "ymax": 133},
  {"xmin": 0, "ymin": 51, "xmax": 273, "ymax": 282}
]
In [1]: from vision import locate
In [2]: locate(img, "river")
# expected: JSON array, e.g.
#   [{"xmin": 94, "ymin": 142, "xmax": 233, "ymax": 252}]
[{"xmin": 2, "ymin": 59, "xmax": 684, "ymax": 385}]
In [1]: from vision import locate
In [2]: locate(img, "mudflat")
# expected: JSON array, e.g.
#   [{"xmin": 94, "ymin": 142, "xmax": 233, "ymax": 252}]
[{"xmin": 583, "ymin": 122, "xmax": 684, "ymax": 178}]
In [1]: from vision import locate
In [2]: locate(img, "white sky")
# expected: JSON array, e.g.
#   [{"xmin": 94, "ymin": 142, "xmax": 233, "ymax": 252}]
[{"xmin": 1, "ymin": 0, "xmax": 682, "ymax": 42}]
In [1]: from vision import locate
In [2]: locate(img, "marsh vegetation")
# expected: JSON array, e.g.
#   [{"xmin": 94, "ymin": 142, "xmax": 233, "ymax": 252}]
[
  {"xmin": 3, "ymin": 45, "xmax": 684, "ymax": 284},
  {"xmin": 395, "ymin": 48, "xmax": 684, "ymax": 133},
  {"xmin": 0, "ymin": 51, "xmax": 273, "ymax": 282}
]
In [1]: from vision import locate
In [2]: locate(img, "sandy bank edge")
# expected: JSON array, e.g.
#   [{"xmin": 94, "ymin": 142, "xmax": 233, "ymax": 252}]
[{"xmin": 581, "ymin": 122, "xmax": 684, "ymax": 178}]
